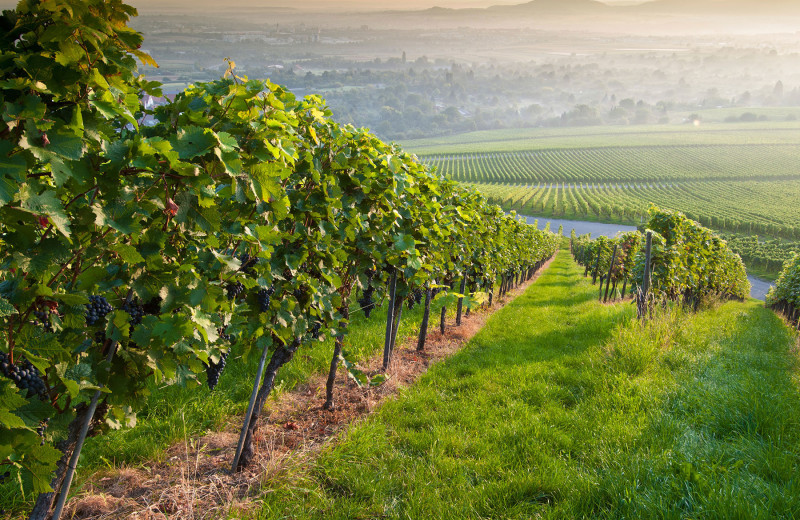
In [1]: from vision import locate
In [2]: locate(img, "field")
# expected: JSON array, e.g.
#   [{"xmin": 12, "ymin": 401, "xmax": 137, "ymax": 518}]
[{"xmin": 404, "ymin": 123, "xmax": 800, "ymax": 240}]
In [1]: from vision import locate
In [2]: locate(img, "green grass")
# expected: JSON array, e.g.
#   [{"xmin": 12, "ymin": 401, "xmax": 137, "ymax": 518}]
[{"xmin": 252, "ymin": 249, "xmax": 800, "ymax": 519}]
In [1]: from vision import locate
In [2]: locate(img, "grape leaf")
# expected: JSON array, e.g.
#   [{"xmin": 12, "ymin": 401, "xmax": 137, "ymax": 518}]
[
  {"xmin": 170, "ymin": 126, "xmax": 217, "ymax": 160},
  {"xmin": 0, "ymin": 296, "xmax": 17, "ymax": 317}
]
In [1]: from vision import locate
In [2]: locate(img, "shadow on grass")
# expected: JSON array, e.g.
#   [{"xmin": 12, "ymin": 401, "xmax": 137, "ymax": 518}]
[{"xmin": 576, "ymin": 300, "xmax": 800, "ymax": 520}]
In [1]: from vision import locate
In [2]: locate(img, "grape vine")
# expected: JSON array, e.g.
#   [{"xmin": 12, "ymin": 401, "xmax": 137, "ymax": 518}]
[
  {"xmin": 572, "ymin": 206, "xmax": 749, "ymax": 308},
  {"xmin": 0, "ymin": 1, "xmax": 560, "ymax": 516}
]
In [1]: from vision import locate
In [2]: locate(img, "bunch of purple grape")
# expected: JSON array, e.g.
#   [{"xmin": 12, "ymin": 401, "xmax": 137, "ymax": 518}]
[
  {"xmin": 85, "ymin": 295, "xmax": 113, "ymax": 326},
  {"xmin": 0, "ymin": 352, "xmax": 47, "ymax": 400}
]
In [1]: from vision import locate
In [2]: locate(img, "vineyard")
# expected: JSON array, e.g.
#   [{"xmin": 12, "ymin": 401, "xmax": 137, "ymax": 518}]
[
  {"xmin": 723, "ymin": 235, "xmax": 800, "ymax": 281},
  {"xmin": 0, "ymin": 3, "xmax": 559, "ymax": 519},
  {"xmin": 251, "ymin": 250, "xmax": 800, "ymax": 519},
  {"xmin": 768, "ymin": 253, "xmax": 800, "ymax": 330},
  {"xmin": 465, "ymin": 179, "xmax": 800, "ymax": 238},
  {"xmin": 571, "ymin": 207, "xmax": 750, "ymax": 310},
  {"xmin": 4, "ymin": 2, "xmax": 800, "ymax": 520},
  {"xmin": 424, "ymin": 145, "xmax": 800, "ymax": 184},
  {"xmin": 412, "ymin": 132, "xmax": 800, "ymax": 242},
  {"xmin": 404, "ymin": 123, "xmax": 800, "ymax": 155}
]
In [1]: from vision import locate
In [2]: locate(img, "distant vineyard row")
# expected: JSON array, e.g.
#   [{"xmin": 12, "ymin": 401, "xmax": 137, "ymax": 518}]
[
  {"xmin": 421, "ymin": 145, "xmax": 800, "ymax": 184},
  {"xmin": 466, "ymin": 180, "xmax": 800, "ymax": 239}
]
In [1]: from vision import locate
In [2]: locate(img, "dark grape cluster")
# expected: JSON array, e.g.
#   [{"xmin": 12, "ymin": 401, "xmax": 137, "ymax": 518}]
[
  {"xmin": 33, "ymin": 309, "xmax": 53, "ymax": 332},
  {"xmin": 407, "ymin": 288, "xmax": 424, "ymax": 309},
  {"xmin": 226, "ymin": 281, "xmax": 245, "ymax": 301},
  {"xmin": 310, "ymin": 321, "xmax": 322, "ymax": 340},
  {"xmin": 37, "ymin": 418, "xmax": 50, "ymax": 445},
  {"xmin": 217, "ymin": 327, "xmax": 233, "ymax": 343},
  {"xmin": 257, "ymin": 286, "xmax": 275, "ymax": 313},
  {"xmin": 122, "ymin": 299, "xmax": 144, "ymax": 325},
  {"xmin": 0, "ymin": 471, "xmax": 10, "ymax": 484},
  {"xmin": 0, "ymin": 352, "xmax": 47, "ymax": 400},
  {"xmin": 205, "ymin": 351, "xmax": 229, "ymax": 391},
  {"xmin": 365, "ymin": 268, "xmax": 375, "ymax": 281},
  {"xmin": 142, "ymin": 297, "xmax": 162, "ymax": 316},
  {"xmin": 239, "ymin": 253, "xmax": 257, "ymax": 275},
  {"xmin": 36, "ymin": 418, "xmax": 49, "ymax": 437},
  {"xmin": 85, "ymin": 295, "xmax": 112, "ymax": 326},
  {"xmin": 358, "ymin": 284, "xmax": 376, "ymax": 318}
]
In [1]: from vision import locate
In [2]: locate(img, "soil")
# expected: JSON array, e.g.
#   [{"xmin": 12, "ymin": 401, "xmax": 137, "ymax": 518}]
[{"xmin": 64, "ymin": 257, "xmax": 555, "ymax": 520}]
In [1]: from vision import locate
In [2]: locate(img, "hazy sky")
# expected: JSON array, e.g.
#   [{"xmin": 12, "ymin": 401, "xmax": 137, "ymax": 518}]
[
  {"xmin": 0, "ymin": 1, "xmax": 681, "ymax": 12},
  {"xmin": 116, "ymin": 0, "xmax": 655, "ymax": 11}
]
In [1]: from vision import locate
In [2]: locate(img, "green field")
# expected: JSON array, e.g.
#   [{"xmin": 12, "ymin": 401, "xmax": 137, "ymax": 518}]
[
  {"xmin": 402, "ymin": 124, "xmax": 800, "ymax": 240},
  {"xmin": 403, "ymin": 122, "xmax": 800, "ymax": 155},
  {"xmin": 255, "ymin": 250, "xmax": 800, "ymax": 519}
]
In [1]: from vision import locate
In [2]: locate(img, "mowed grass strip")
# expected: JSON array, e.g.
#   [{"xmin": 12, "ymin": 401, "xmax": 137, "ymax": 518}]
[{"xmin": 255, "ymin": 249, "xmax": 800, "ymax": 519}]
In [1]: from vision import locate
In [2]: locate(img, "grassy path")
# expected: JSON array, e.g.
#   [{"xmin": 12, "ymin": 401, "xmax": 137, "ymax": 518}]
[{"xmin": 256, "ymin": 249, "xmax": 800, "ymax": 519}]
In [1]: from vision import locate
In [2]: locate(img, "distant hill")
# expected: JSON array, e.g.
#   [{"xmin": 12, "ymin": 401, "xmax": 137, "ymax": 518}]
[
  {"xmin": 401, "ymin": 0, "xmax": 800, "ymax": 18},
  {"xmin": 487, "ymin": 0, "xmax": 610, "ymax": 14},
  {"xmin": 634, "ymin": 0, "xmax": 800, "ymax": 14}
]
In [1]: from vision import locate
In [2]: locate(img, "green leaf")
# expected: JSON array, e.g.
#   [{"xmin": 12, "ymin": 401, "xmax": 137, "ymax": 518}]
[
  {"xmin": 250, "ymin": 163, "xmax": 288, "ymax": 202},
  {"xmin": 0, "ymin": 141, "xmax": 27, "ymax": 206},
  {"xmin": 393, "ymin": 233, "xmax": 416, "ymax": 253},
  {"xmin": 211, "ymin": 251, "xmax": 241, "ymax": 272},
  {"xmin": 54, "ymin": 41, "xmax": 84, "ymax": 66},
  {"xmin": 92, "ymin": 202, "xmax": 140, "ymax": 235},
  {"xmin": 112, "ymin": 244, "xmax": 145, "ymax": 264},
  {"xmin": 32, "ymin": 127, "xmax": 84, "ymax": 161},
  {"xmin": 0, "ymin": 297, "xmax": 17, "ymax": 318},
  {"xmin": 369, "ymin": 374, "xmax": 389, "ymax": 387},
  {"xmin": 170, "ymin": 126, "xmax": 217, "ymax": 160},
  {"xmin": 190, "ymin": 309, "xmax": 219, "ymax": 344},
  {"xmin": 18, "ymin": 185, "xmax": 71, "ymax": 236},
  {"xmin": 0, "ymin": 382, "xmax": 28, "ymax": 429}
]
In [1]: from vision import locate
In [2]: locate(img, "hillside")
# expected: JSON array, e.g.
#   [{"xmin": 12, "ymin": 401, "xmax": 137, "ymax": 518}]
[{"xmin": 250, "ymin": 250, "xmax": 800, "ymax": 518}]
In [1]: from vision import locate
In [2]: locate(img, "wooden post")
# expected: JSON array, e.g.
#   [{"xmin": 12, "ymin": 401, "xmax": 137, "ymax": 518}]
[
  {"xmin": 390, "ymin": 299, "xmax": 403, "ymax": 353},
  {"xmin": 382, "ymin": 271, "xmax": 397, "ymax": 370},
  {"xmin": 456, "ymin": 276, "xmax": 467, "ymax": 326},
  {"xmin": 50, "ymin": 290, "xmax": 135, "ymax": 520},
  {"xmin": 417, "ymin": 284, "xmax": 433, "ymax": 351},
  {"xmin": 603, "ymin": 244, "xmax": 618, "ymax": 303},
  {"xmin": 621, "ymin": 276, "xmax": 628, "ymax": 299},
  {"xmin": 231, "ymin": 342, "xmax": 271, "ymax": 472},
  {"xmin": 638, "ymin": 231, "xmax": 653, "ymax": 319}
]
